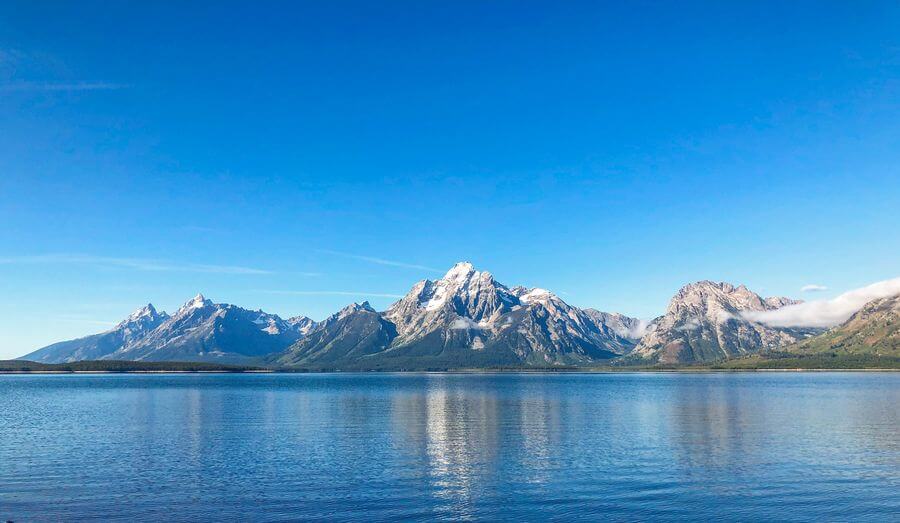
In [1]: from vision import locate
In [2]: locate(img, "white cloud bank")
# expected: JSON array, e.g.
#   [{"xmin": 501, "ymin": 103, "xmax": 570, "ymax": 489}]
[
  {"xmin": 743, "ymin": 277, "xmax": 900, "ymax": 328},
  {"xmin": 800, "ymin": 284, "xmax": 828, "ymax": 292}
]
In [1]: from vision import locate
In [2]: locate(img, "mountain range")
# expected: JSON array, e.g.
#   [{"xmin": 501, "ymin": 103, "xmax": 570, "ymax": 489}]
[
  {"xmin": 20, "ymin": 262, "xmax": 899, "ymax": 368},
  {"xmin": 24, "ymin": 294, "xmax": 313, "ymax": 364},
  {"xmin": 276, "ymin": 262, "xmax": 638, "ymax": 369}
]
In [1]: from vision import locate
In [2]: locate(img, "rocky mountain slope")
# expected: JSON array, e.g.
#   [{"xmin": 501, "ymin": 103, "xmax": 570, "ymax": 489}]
[
  {"xmin": 21, "ymin": 304, "xmax": 169, "ymax": 363},
  {"xmin": 22, "ymin": 295, "xmax": 314, "ymax": 364},
  {"xmin": 631, "ymin": 281, "xmax": 819, "ymax": 364},
  {"xmin": 275, "ymin": 302, "xmax": 399, "ymax": 367},
  {"xmin": 275, "ymin": 262, "xmax": 640, "ymax": 369},
  {"xmin": 782, "ymin": 293, "xmax": 899, "ymax": 357}
]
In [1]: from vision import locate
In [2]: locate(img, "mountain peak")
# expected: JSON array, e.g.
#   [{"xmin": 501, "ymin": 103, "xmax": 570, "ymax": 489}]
[
  {"xmin": 126, "ymin": 303, "xmax": 157, "ymax": 320},
  {"xmin": 667, "ymin": 280, "xmax": 785, "ymax": 314},
  {"xmin": 286, "ymin": 315, "xmax": 317, "ymax": 335},
  {"xmin": 443, "ymin": 261, "xmax": 477, "ymax": 282},
  {"xmin": 636, "ymin": 281, "xmax": 810, "ymax": 364},
  {"xmin": 677, "ymin": 280, "xmax": 735, "ymax": 295},
  {"xmin": 178, "ymin": 293, "xmax": 212, "ymax": 313},
  {"xmin": 115, "ymin": 303, "xmax": 165, "ymax": 329},
  {"xmin": 341, "ymin": 301, "xmax": 375, "ymax": 314}
]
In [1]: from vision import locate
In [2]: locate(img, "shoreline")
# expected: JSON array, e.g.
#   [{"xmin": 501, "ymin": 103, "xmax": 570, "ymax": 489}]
[{"xmin": 1, "ymin": 368, "xmax": 897, "ymax": 375}]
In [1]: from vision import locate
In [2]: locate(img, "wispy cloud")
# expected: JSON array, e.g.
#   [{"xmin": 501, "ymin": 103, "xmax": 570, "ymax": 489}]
[
  {"xmin": 624, "ymin": 320, "xmax": 651, "ymax": 339},
  {"xmin": 449, "ymin": 317, "xmax": 483, "ymax": 330},
  {"xmin": 317, "ymin": 249, "xmax": 442, "ymax": 273},
  {"xmin": 743, "ymin": 277, "xmax": 900, "ymax": 328},
  {"xmin": 258, "ymin": 289, "xmax": 404, "ymax": 298},
  {"xmin": 51, "ymin": 316, "xmax": 118, "ymax": 327},
  {"xmin": 675, "ymin": 317, "xmax": 702, "ymax": 331},
  {"xmin": 0, "ymin": 81, "xmax": 128, "ymax": 92},
  {"xmin": 801, "ymin": 284, "xmax": 828, "ymax": 293},
  {"xmin": 0, "ymin": 254, "xmax": 271, "ymax": 275}
]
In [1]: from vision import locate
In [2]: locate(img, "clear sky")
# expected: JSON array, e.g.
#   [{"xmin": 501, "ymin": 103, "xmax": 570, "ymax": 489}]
[{"xmin": 1, "ymin": 1, "xmax": 899, "ymax": 358}]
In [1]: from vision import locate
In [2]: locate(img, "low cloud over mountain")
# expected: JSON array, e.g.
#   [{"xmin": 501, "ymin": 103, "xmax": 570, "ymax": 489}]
[{"xmin": 743, "ymin": 277, "xmax": 900, "ymax": 328}]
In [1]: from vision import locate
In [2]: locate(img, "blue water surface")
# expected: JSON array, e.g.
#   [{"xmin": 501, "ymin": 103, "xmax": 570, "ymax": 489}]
[{"xmin": 1, "ymin": 372, "xmax": 897, "ymax": 521}]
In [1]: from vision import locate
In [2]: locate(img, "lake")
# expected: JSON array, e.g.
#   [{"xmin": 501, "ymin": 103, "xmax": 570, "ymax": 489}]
[{"xmin": 1, "ymin": 372, "xmax": 898, "ymax": 521}]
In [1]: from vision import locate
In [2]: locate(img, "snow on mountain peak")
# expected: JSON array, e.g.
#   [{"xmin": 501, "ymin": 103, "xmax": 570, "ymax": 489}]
[
  {"xmin": 517, "ymin": 287, "xmax": 554, "ymax": 304},
  {"xmin": 178, "ymin": 293, "xmax": 211, "ymax": 313},
  {"xmin": 126, "ymin": 303, "xmax": 157, "ymax": 321},
  {"xmin": 443, "ymin": 261, "xmax": 477, "ymax": 282},
  {"xmin": 114, "ymin": 303, "xmax": 165, "ymax": 330},
  {"xmin": 405, "ymin": 262, "xmax": 496, "ymax": 312}
]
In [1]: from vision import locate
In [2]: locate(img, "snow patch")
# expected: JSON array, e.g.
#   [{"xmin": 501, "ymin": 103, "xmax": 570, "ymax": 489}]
[
  {"xmin": 423, "ymin": 284, "xmax": 449, "ymax": 311},
  {"xmin": 518, "ymin": 288, "xmax": 552, "ymax": 304}
]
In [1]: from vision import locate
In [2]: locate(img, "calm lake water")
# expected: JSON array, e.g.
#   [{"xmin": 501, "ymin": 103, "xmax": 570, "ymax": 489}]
[{"xmin": 1, "ymin": 372, "xmax": 898, "ymax": 522}]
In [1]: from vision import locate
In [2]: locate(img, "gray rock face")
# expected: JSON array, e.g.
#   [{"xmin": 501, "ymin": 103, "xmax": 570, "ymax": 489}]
[
  {"xmin": 21, "ymin": 304, "xmax": 169, "ymax": 363},
  {"xmin": 276, "ymin": 262, "xmax": 640, "ymax": 369},
  {"xmin": 631, "ymin": 281, "xmax": 817, "ymax": 364}
]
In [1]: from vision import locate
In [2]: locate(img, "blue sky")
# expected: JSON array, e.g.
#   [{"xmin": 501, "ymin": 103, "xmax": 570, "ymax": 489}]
[{"xmin": 1, "ymin": 1, "xmax": 898, "ymax": 357}]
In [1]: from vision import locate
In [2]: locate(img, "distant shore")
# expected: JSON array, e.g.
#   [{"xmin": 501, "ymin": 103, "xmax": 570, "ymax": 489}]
[
  {"xmin": 0, "ymin": 360, "xmax": 267, "ymax": 374},
  {"xmin": 1, "ymin": 359, "xmax": 898, "ymax": 375}
]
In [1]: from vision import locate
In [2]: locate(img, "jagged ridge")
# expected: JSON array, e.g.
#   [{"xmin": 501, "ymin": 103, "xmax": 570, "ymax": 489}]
[
  {"xmin": 275, "ymin": 262, "xmax": 641, "ymax": 369},
  {"xmin": 22, "ymin": 295, "xmax": 314, "ymax": 364}
]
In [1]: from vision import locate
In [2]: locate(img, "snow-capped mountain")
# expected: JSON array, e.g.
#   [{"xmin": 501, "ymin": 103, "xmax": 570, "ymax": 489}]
[
  {"xmin": 21, "ymin": 304, "xmax": 169, "ymax": 363},
  {"xmin": 631, "ymin": 281, "xmax": 819, "ymax": 364},
  {"xmin": 105, "ymin": 294, "xmax": 305, "ymax": 363},
  {"xmin": 384, "ymin": 262, "xmax": 520, "ymax": 344},
  {"xmin": 23, "ymin": 295, "xmax": 312, "ymax": 364},
  {"xmin": 276, "ymin": 262, "xmax": 640, "ymax": 369}
]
